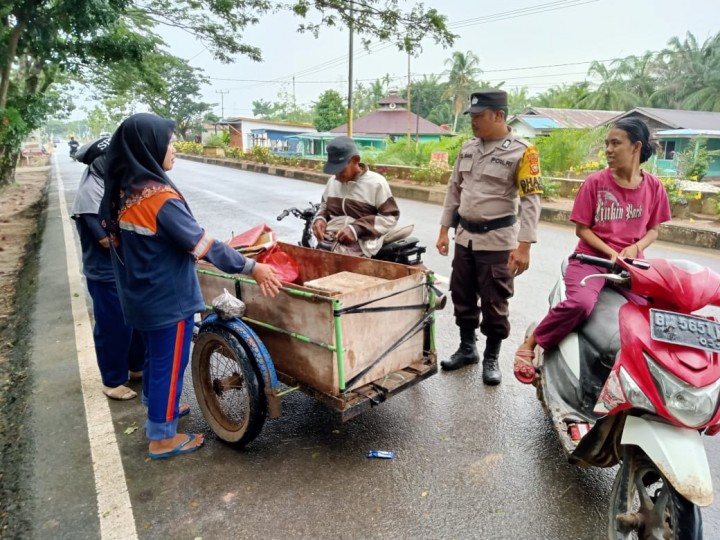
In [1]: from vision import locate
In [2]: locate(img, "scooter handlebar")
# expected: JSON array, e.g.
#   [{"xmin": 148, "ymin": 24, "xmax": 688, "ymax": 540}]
[
  {"xmin": 277, "ymin": 209, "xmax": 290, "ymax": 221},
  {"xmin": 570, "ymin": 252, "xmax": 620, "ymax": 271}
]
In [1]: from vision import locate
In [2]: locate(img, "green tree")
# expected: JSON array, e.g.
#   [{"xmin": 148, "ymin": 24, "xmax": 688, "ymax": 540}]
[
  {"xmin": 578, "ymin": 61, "xmax": 639, "ymax": 111},
  {"xmin": 313, "ymin": 90, "xmax": 346, "ymax": 132},
  {"xmin": 442, "ymin": 50, "xmax": 481, "ymax": 132},
  {"xmin": 531, "ymin": 82, "xmax": 591, "ymax": 109},
  {"xmin": 132, "ymin": 56, "xmax": 214, "ymax": 140},
  {"xmin": 84, "ymin": 97, "xmax": 132, "ymax": 137},
  {"xmin": 252, "ymin": 99, "xmax": 281, "ymax": 119},
  {"xmin": 508, "ymin": 87, "xmax": 531, "ymax": 115},
  {"xmin": 403, "ymin": 74, "xmax": 450, "ymax": 121},
  {"xmin": 612, "ymin": 52, "xmax": 658, "ymax": 105},
  {"xmin": 677, "ymin": 34, "xmax": 720, "ymax": 111},
  {"xmin": 1, "ymin": 1, "xmax": 455, "ymax": 186}
]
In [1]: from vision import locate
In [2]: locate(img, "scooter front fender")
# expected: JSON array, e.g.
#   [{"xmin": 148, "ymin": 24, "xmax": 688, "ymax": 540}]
[{"xmin": 621, "ymin": 415, "xmax": 713, "ymax": 506}]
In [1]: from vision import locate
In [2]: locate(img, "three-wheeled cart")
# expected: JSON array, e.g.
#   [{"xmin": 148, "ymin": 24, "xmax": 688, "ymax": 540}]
[{"xmin": 192, "ymin": 242, "xmax": 441, "ymax": 447}]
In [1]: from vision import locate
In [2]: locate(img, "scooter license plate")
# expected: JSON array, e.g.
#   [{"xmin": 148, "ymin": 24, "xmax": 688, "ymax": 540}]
[{"xmin": 650, "ymin": 309, "xmax": 720, "ymax": 353}]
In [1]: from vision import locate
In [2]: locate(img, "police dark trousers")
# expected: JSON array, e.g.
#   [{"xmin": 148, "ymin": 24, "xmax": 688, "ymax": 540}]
[{"xmin": 450, "ymin": 242, "xmax": 514, "ymax": 339}]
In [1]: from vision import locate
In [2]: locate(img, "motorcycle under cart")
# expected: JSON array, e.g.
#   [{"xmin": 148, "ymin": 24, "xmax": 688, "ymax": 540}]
[
  {"xmin": 528, "ymin": 253, "xmax": 720, "ymax": 540},
  {"xmin": 276, "ymin": 203, "xmax": 426, "ymax": 266}
]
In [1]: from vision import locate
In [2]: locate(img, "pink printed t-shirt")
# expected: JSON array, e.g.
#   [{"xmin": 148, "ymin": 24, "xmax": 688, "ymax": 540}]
[{"xmin": 570, "ymin": 168, "xmax": 671, "ymax": 257}]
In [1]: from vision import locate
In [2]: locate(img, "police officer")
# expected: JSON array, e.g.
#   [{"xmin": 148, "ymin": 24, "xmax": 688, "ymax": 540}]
[{"xmin": 436, "ymin": 89, "xmax": 542, "ymax": 384}]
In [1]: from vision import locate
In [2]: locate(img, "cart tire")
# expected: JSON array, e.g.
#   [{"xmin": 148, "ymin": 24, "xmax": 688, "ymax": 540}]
[{"xmin": 192, "ymin": 327, "xmax": 267, "ymax": 447}]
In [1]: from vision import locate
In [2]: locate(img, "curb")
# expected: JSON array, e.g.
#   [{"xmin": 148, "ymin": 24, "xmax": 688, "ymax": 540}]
[{"xmin": 180, "ymin": 155, "xmax": 720, "ymax": 251}]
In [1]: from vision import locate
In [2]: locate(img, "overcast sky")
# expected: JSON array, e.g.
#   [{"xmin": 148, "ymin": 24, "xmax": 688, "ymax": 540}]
[{"xmin": 79, "ymin": 0, "xmax": 720, "ymax": 120}]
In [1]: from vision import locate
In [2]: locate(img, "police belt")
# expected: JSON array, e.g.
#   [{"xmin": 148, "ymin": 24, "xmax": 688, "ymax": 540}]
[{"xmin": 458, "ymin": 214, "xmax": 517, "ymax": 233}]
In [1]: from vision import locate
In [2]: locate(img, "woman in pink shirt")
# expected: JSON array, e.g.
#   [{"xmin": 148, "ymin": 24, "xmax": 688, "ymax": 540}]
[{"xmin": 514, "ymin": 118, "xmax": 671, "ymax": 382}]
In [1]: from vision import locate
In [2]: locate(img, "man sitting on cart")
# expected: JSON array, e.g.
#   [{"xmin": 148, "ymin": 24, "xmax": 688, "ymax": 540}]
[{"xmin": 311, "ymin": 136, "xmax": 400, "ymax": 257}]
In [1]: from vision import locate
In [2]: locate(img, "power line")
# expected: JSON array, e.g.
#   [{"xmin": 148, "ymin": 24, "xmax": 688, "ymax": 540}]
[{"xmin": 203, "ymin": 0, "xmax": 601, "ymax": 92}]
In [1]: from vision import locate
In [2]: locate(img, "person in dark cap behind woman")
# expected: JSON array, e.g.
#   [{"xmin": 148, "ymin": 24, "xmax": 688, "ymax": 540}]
[
  {"xmin": 436, "ymin": 89, "xmax": 544, "ymax": 384},
  {"xmin": 100, "ymin": 113, "xmax": 281, "ymax": 460},
  {"xmin": 72, "ymin": 136, "xmax": 145, "ymax": 400},
  {"xmin": 311, "ymin": 136, "xmax": 400, "ymax": 257},
  {"xmin": 513, "ymin": 117, "xmax": 671, "ymax": 384}
]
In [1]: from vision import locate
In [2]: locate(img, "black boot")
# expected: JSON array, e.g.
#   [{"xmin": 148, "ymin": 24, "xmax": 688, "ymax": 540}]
[
  {"xmin": 441, "ymin": 327, "xmax": 480, "ymax": 371},
  {"xmin": 482, "ymin": 338, "xmax": 502, "ymax": 385}
]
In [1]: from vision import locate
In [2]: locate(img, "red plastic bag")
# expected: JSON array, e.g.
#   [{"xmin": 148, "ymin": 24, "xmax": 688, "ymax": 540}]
[{"xmin": 257, "ymin": 245, "xmax": 299, "ymax": 284}]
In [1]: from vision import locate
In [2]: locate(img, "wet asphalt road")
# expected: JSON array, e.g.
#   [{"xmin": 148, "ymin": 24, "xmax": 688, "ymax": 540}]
[{"xmin": 30, "ymin": 154, "xmax": 720, "ymax": 540}]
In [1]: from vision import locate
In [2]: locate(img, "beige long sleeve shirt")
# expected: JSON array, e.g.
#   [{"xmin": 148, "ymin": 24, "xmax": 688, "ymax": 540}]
[{"xmin": 440, "ymin": 131, "xmax": 543, "ymax": 251}]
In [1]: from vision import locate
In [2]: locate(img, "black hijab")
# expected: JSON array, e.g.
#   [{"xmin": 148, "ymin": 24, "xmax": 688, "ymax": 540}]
[{"xmin": 100, "ymin": 113, "xmax": 182, "ymax": 229}]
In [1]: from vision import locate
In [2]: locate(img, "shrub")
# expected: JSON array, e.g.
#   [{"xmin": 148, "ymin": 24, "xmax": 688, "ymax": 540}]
[
  {"xmin": 409, "ymin": 162, "xmax": 447, "ymax": 185},
  {"xmin": 174, "ymin": 141, "xmax": 203, "ymax": 154},
  {"xmin": 534, "ymin": 128, "xmax": 606, "ymax": 176},
  {"xmin": 675, "ymin": 138, "xmax": 720, "ymax": 181},
  {"xmin": 660, "ymin": 177, "xmax": 688, "ymax": 206},
  {"xmin": 541, "ymin": 178, "xmax": 560, "ymax": 200},
  {"xmin": 225, "ymin": 146, "xmax": 243, "ymax": 159},
  {"xmin": 250, "ymin": 145, "xmax": 273, "ymax": 164},
  {"xmin": 205, "ymin": 134, "xmax": 226, "ymax": 147}
]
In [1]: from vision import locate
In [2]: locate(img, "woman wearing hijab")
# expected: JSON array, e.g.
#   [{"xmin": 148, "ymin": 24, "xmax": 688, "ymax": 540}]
[
  {"xmin": 101, "ymin": 113, "xmax": 281, "ymax": 459},
  {"xmin": 72, "ymin": 136, "xmax": 145, "ymax": 400}
]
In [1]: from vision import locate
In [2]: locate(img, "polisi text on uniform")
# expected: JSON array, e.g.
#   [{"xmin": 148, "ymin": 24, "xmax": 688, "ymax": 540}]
[{"xmin": 490, "ymin": 157, "xmax": 512, "ymax": 167}]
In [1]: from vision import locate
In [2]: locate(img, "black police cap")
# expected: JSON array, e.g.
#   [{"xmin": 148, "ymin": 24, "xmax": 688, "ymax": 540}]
[{"xmin": 463, "ymin": 89, "xmax": 508, "ymax": 114}]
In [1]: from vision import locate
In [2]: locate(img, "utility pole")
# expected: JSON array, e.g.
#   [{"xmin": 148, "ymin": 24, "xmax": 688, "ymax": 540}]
[
  {"xmin": 406, "ymin": 53, "xmax": 411, "ymax": 143},
  {"xmin": 216, "ymin": 89, "xmax": 229, "ymax": 119},
  {"xmin": 347, "ymin": 4, "xmax": 354, "ymax": 137},
  {"xmin": 292, "ymin": 76, "xmax": 296, "ymax": 112}
]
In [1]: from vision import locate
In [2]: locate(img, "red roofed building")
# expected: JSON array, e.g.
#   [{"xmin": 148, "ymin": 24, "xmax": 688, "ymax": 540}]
[{"xmin": 330, "ymin": 91, "xmax": 450, "ymax": 143}]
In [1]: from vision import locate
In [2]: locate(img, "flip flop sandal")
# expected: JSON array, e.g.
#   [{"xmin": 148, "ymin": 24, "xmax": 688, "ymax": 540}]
[
  {"xmin": 148, "ymin": 433, "xmax": 204, "ymax": 460},
  {"xmin": 179, "ymin": 403, "xmax": 190, "ymax": 418},
  {"xmin": 103, "ymin": 385, "xmax": 138, "ymax": 401},
  {"xmin": 513, "ymin": 349, "xmax": 536, "ymax": 385}
]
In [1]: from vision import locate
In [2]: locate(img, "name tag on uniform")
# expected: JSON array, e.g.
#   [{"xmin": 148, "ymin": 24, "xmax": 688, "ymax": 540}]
[{"xmin": 490, "ymin": 157, "xmax": 512, "ymax": 167}]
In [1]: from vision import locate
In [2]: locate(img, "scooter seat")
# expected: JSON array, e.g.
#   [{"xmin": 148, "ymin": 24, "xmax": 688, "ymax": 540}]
[
  {"xmin": 579, "ymin": 287, "xmax": 627, "ymax": 361},
  {"xmin": 384, "ymin": 224, "xmax": 414, "ymax": 244}
]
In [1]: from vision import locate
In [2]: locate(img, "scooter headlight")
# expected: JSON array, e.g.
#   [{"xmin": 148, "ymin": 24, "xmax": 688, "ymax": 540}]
[
  {"xmin": 618, "ymin": 367, "xmax": 655, "ymax": 413},
  {"xmin": 646, "ymin": 353, "xmax": 720, "ymax": 428}
]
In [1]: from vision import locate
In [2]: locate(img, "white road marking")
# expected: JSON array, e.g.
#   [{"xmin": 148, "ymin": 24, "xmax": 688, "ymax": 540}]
[
  {"xmin": 54, "ymin": 158, "xmax": 138, "ymax": 540},
  {"xmin": 189, "ymin": 187, "xmax": 237, "ymax": 203}
]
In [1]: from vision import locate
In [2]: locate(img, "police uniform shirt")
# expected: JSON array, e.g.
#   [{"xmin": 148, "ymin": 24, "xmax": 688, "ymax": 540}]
[{"xmin": 440, "ymin": 130, "xmax": 543, "ymax": 251}]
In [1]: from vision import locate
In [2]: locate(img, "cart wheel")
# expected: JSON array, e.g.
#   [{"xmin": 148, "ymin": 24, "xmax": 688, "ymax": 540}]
[{"xmin": 192, "ymin": 327, "xmax": 267, "ymax": 447}]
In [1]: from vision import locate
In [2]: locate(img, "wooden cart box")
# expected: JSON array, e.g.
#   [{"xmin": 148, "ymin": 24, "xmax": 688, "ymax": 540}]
[{"xmin": 198, "ymin": 242, "xmax": 428, "ymax": 395}]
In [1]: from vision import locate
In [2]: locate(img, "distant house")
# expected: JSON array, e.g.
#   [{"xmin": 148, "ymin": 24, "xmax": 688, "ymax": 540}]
[
  {"xmin": 508, "ymin": 107, "xmax": 621, "ymax": 138},
  {"xmin": 214, "ymin": 117, "xmax": 316, "ymax": 155},
  {"xmin": 606, "ymin": 108, "xmax": 720, "ymax": 179},
  {"xmin": 329, "ymin": 91, "xmax": 450, "ymax": 144},
  {"xmin": 291, "ymin": 132, "xmax": 387, "ymax": 159}
]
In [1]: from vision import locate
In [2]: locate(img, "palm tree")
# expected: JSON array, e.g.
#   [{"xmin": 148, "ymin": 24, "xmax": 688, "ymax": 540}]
[
  {"xmin": 652, "ymin": 31, "xmax": 714, "ymax": 108},
  {"xmin": 508, "ymin": 87, "xmax": 530, "ymax": 115},
  {"xmin": 679, "ymin": 33, "xmax": 720, "ymax": 111},
  {"xmin": 531, "ymin": 82, "xmax": 590, "ymax": 109},
  {"xmin": 578, "ymin": 61, "xmax": 639, "ymax": 111},
  {"xmin": 442, "ymin": 50, "xmax": 481, "ymax": 132},
  {"xmin": 612, "ymin": 52, "xmax": 658, "ymax": 106}
]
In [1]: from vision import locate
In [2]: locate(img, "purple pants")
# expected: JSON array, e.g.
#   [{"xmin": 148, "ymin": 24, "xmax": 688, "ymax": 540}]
[{"xmin": 534, "ymin": 259, "xmax": 608, "ymax": 350}]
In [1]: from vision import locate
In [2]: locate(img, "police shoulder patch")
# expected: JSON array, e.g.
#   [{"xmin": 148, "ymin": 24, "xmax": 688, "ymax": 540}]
[{"xmin": 516, "ymin": 145, "xmax": 543, "ymax": 196}]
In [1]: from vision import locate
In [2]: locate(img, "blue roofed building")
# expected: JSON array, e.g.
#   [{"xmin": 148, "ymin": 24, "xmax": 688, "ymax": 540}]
[
  {"xmin": 508, "ymin": 107, "xmax": 621, "ymax": 138},
  {"xmin": 214, "ymin": 117, "xmax": 316, "ymax": 155}
]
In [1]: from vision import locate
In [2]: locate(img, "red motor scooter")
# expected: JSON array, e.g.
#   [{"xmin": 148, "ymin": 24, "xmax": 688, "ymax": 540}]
[{"xmin": 530, "ymin": 252, "xmax": 720, "ymax": 539}]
